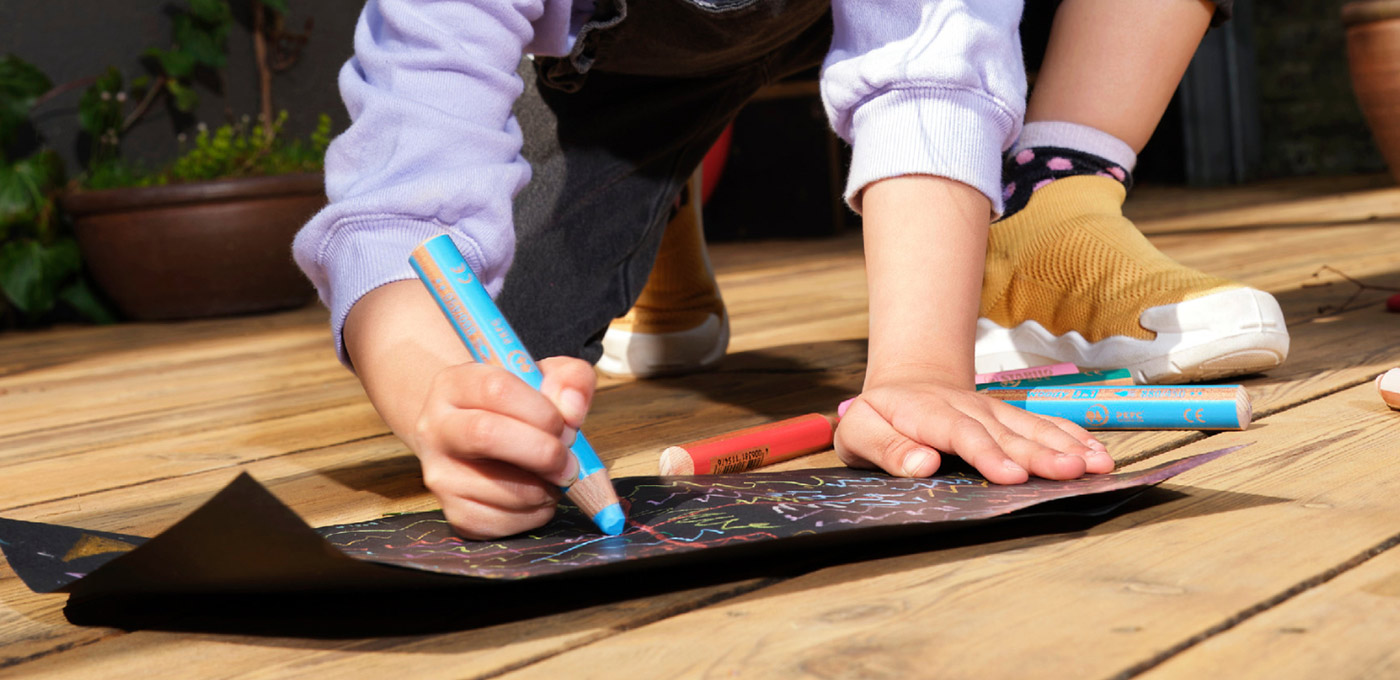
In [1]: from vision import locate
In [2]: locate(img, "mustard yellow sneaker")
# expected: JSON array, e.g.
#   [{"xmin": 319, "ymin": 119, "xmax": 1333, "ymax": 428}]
[
  {"xmin": 977, "ymin": 175, "xmax": 1289, "ymax": 384},
  {"xmin": 598, "ymin": 170, "xmax": 729, "ymax": 378}
]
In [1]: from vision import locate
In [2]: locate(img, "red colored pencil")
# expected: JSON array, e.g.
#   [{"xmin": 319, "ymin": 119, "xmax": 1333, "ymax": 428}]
[{"xmin": 659, "ymin": 413, "xmax": 836, "ymax": 475}]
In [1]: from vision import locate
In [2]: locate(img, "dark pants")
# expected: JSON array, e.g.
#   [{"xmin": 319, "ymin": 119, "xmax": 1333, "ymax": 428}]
[{"xmin": 499, "ymin": 0, "xmax": 832, "ymax": 361}]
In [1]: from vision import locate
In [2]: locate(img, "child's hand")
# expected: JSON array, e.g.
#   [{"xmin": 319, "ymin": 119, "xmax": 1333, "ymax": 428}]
[
  {"xmin": 834, "ymin": 374, "xmax": 1113, "ymax": 483},
  {"xmin": 411, "ymin": 356, "xmax": 596, "ymax": 540}
]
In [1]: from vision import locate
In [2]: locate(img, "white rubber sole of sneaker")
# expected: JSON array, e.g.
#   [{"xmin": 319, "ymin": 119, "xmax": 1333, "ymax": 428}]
[
  {"xmin": 597, "ymin": 312, "xmax": 730, "ymax": 379},
  {"xmin": 974, "ymin": 287, "xmax": 1290, "ymax": 385}
]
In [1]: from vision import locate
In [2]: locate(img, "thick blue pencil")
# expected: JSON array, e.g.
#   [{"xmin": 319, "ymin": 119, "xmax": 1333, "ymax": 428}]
[
  {"xmin": 984, "ymin": 385, "xmax": 1252, "ymax": 430},
  {"xmin": 410, "ymin": 235, "xmax": 626, "ymax": 535}
]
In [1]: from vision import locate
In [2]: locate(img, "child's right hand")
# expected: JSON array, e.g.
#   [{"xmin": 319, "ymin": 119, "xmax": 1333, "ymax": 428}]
[{"xmin": 410, "ymin": 356, "xmax": 597, "ymax": 540}]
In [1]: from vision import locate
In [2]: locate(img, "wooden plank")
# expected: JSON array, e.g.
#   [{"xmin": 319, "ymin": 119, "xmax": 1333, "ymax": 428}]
[
  {"xmin": 1125, "ymin": 174, "xmax": 1395, "ymax": 231},
  {"xmin": 0, "ymin": 581, "xmax": 776, "ymax": 680},
  {"xmin": 1138, "ymin": 541, "xmax": 1400, "ymax": 679},
  {"xmin": 485, "ymin": 380, "xmax": 1400, "ymax": 680},
  {"xmin": 0, "ymin": 307, "xmax": 329, "ymax": 378},
  {"xmin": 0, "ymin": 341, "xmax": 353, "ymax": 448},
  {"xmin": 1150, "ymin": 221, "xmax": 1400, "ymax": 306},
  {"xmin": 0, "ymin": 390, "xmax": 386, "ymax": 511},
  {"xmin": 0, "ymin": 437, "xmax": 777, "ymax": 679}
]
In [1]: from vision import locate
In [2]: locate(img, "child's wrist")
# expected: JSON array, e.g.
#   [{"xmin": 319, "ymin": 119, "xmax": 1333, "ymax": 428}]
[{"xmin": 863, "ymin": 358, "xmax": 974, "ymax": 392}]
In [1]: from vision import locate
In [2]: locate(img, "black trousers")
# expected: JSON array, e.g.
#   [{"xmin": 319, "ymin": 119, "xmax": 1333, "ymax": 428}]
[{"xmin": 499, "ymin": 0, "xmax": 832, "ymax": 361}]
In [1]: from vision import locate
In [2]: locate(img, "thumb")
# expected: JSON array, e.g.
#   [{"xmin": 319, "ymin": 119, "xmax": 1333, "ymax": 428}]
[
  {"xmin": 834, "ymin": 401, "xmax": 943, "ymax": 477},
  {"xmin": 538, "ymin": 356, "xmax": 597, "ymax": 429}
]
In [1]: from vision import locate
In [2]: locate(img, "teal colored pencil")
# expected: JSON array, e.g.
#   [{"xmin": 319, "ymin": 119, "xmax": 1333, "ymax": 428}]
[
  {"xmin": 410, "ymin": 235, "xmax": 626, "ymax": 535},
  {"xmin": 975, "ymin": 368, "xmax": 1135, "ymax": 391},
  {"xmin": 984, "ymin": 385, "xmax": 1251, "ymax": 430}
]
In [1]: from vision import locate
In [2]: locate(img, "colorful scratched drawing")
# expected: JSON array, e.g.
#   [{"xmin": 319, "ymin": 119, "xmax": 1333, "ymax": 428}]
[{"xmin": 0, "ymin": 447, "xmax": 1241, "ymax": 597}]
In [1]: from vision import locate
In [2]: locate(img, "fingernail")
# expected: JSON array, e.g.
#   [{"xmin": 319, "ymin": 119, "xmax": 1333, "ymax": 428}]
[
  {"xmin": 558, "ymin": 454, "xmax": 580, "ymax": 488},
  {"xmin": 560, "ymin": 425, "xmax": 577, "ymax": 448},
  {"xmin": 560, "ymin": 388, "xmax": 588, "ymax": 425},
  {"xmin": 901, "ymin": 449, "xmax": 933, "ymax": 477},
  {"xmin": 838, "ymin": 398, "xmax": 855, "ymax": 418},
  {"xmin": 1003, "ymin": 459, "xmax": 1026, "ymax": 474},
  {"xmin": 1088, "ymin": 439, "xmax": 1108, "ymax": 453}
]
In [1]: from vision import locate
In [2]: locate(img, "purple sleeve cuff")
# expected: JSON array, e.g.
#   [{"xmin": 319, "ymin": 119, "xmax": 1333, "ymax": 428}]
[
  {"xmin": 844, "ymin": 86, "xmax": 1018, "ymax": 216},
  {"xmin": 293, "ymin": 217, "xmax": 497, "ymax": 367}
]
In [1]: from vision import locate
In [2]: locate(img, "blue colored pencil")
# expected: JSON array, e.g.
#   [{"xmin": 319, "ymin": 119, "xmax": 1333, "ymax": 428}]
[
  {"xmin": 410, "ymin": 235, "xmax": 626, "ymax": 535},
  {"xmin": 983, "ymin": 385, "xmax": 1251, "ymax": 430}
]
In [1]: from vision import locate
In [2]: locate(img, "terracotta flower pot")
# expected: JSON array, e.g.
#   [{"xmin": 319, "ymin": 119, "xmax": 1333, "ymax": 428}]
[
  {"xmin": 62, "ymin": 173, "xmax": 323, "ymax": 321},
  {"xmin": 1345, "ymin": 0, "xmax": 1400, "ymax": 182}
]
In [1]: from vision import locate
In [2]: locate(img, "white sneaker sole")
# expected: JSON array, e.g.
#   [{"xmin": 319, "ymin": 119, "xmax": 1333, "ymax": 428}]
[
  {"xmin": 598, "ymin": 312, "xmax": 730, "ymax": 378},
  {"xmin": 975, "ymin": 287, "xmax": 1290, "ymax": 384}
]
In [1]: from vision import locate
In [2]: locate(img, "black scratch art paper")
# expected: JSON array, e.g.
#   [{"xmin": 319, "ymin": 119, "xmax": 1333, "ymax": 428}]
[{"xmin": 0, "ymin": 446, "xmax": 1240, "ymax": 603}]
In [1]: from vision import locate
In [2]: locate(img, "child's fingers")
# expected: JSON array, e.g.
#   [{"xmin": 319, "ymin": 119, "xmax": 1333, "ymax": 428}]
[
  {"xmin": 423, "ymin": 457, "xmax": 562, "ymax": 514},
  {"xmin": 862, "ymin": 393, "xmax": 1029, "ymax": 484},
  {"xmin": 834, "ymin": 400, "xmax": 944, "ymax": 477},
  {"xmin": 430, "ymin": 363, "xmax": 568, "ymax": 438},
  {"xmin": 1043, "ymin": 414, "xmax": 1106, "ymax": 453},
  {"xmin": 979, "ymin": 426, "xmax": 1089, "ymax": 480},
  {"xmin": 538, "ymin": 356, "xmax": 597, "ymax": 430},
  {"xmin": 435, "ymin": 473, "xmax": 561, "ymax": 540},
  {"xmin": 420, "ymin": 407, "xmax": 579, "ymax": 487},
  {"xmin": 424, "ymin": 457, "xmax": 561, "ymax": 540},
  {"xmin": 1045, "ymin": 414, "xmax": 1114, "ymax": 474},
  {"xmin": 993, "ymin": 403, "xmax": 1114, "ymax": 475}
]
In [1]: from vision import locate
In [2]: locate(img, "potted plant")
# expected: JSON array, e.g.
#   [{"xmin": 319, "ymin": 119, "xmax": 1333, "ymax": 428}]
[
  {"xmin": 8, "ymin": 0, "xmax": 329, "ymax": 321},
  {"xmin": 1345, "ymin": 0, "xmax": 1400, "ymax": 183},
  {"xmin": 0, "ymin": 57, "xmax": 115, "ymax": 328}
]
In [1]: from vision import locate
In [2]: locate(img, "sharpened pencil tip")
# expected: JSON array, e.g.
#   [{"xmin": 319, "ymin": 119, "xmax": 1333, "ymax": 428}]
[{"xmin": 593, "ymin": 503, "xmax": 626, "ymax": 536}]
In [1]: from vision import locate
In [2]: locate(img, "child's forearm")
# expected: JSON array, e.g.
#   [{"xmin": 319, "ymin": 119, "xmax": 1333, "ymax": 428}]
[
  {"xmin": 860, "ymin": 175, "xmax": 990, "ymax": 388},
  {"xmin": 342, "ymin": 280, "xmax": 476, "ymax": 448}
]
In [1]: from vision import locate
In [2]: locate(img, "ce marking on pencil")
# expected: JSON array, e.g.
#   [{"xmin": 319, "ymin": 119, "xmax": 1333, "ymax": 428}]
[{"xmin": 1184, "ymin": 408, "xmax": 1208, "ymax": 424}]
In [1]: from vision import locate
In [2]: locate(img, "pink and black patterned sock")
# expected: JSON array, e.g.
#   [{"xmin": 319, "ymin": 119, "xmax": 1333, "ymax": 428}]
[{"xmin": 999, "ymin": 146, "xmax": 1133, "ymax": 220}]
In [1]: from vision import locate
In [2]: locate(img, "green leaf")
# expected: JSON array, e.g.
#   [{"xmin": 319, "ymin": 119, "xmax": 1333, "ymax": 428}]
[
  {"xmin": 188, "ymin": 0, "xmax": 233, "ymax": 24},
  {"xmin": 0, "ymin": 164, "xmax": 33, "ymax": 227},
  {"xmin": 93, "ymin": 66, "xmax": 123, "ymax": 94},
  {"xmin": 0, "ymin": 239, "xmax": 50, "ymax": 314},
  {"xmin": 41, "ymin": 237, "xmax": 81, "ymax": 279},
  {"xmin": 78, "ymin": 68, "xmax": 124, "ymax": 136},
  {"xmin": 0, "ymin": 55, "xmax": 53, "ymax": 147},
  {"xmin": 0, "ymin": 55, "xmax": 52, "ymax": 100},
  {"xmin": 147, "ymin": 46, "xmax": 196, "ymax": 80},
  {"xmin": 58, "ymin": 278, "xmax": 116, "ymax": 324},
  {"xmin": 4, "ymin": 149, "xmax": 65, "ymax": 235},
  {"xmin": 258, "ymin": 0, "xmax": 290, "ymax": 14},
  {"xmin": 173, "ymin": 14, "xmax": 228, "ymax": 70},
  {"xmin": 16, "ymin": 148, "xmax": 65, "ymax": 191},
  {"xmin": 78, "ymin": 86, "xmax": 106, "ymax": 136},
  {"xmin": 166, "ymin": 79, "xmax": 200, "ymax": 112}
]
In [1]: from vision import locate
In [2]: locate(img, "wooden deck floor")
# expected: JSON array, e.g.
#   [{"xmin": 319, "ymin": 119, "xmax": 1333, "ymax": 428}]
[{"xmin": 2, "ymin": 175, "xmax": 1399, "ymax": 679}]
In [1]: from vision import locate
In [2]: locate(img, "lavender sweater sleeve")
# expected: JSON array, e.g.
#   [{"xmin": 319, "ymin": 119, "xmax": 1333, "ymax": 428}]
[
  {"xmin": 822, "ymin": 0, "xmax": 1026, "ymax": 214},
  {"xmin": 294, "ymin": 0, "xmax": 1025, "ymax": 364},
  {"xmin": 292, "ymin": 0, "xmax": 574, "ymax": 363}
]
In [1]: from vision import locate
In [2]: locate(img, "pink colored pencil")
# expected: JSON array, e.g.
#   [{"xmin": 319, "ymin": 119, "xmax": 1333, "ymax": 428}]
[
  {"xmin": 837, "ymin": 363, "xmax": 1083, "ymax": 417},
  {"xmin": 974, "ymin": 362, "xmax": 1079, "ymax": 385}
]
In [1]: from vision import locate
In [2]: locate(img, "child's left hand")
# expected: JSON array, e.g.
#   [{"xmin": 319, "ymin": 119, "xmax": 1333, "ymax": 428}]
[{"xmin": 834, "ymin": 373, "xmax": 1114, "ymax": 483}]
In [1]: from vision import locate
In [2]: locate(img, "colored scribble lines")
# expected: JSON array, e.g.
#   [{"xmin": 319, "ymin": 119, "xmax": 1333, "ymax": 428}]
[{"xmin": 311, "ymin": 464, "xmax": 1198, "ymax": 581}]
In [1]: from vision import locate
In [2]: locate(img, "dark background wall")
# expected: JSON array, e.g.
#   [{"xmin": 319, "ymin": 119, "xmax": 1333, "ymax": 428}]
[
  {"xmin": 0, "ymin": 0, "xmax": 357, "ymax": 178},
  {"xmin": 1254, "ymin": 0, "xmax": 1385, "ymax": 177},
  {"xmin": 0, "ymin": 1, "xmax": 1387, "ymax": 190}
]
